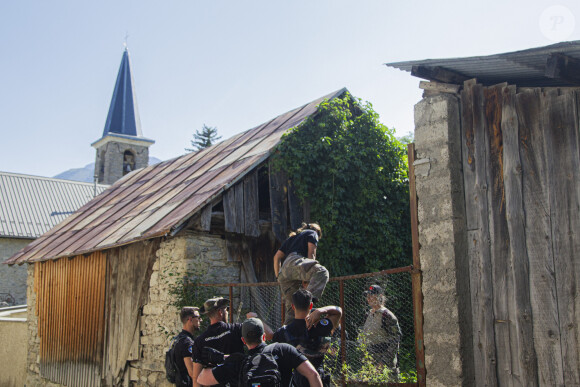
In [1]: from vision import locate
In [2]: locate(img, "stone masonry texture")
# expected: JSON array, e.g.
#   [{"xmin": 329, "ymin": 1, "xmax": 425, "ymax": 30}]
[
  {"xmin": 0, "ymin": 237, "xmax": 32, "ymax": 305},
  {"xmin": 414, "ymin": 93, "xmax": 474, "ymax": 387},
  {"xmin": 24, "ymin": 232, "xmax": 241, "ymax": 386},
  {"xmin": 95, "ymin": 140, "xmax": 149, "ymax": 185}
]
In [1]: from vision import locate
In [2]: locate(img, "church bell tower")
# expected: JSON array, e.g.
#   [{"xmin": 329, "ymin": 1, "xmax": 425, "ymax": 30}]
[{"xmin": 92, "ymin": 47, "xmax": 154, "ymax": 185}]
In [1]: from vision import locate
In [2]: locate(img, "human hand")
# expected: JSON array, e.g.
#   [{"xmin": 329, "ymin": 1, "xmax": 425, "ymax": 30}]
[
  {"xmin": 306, "ymin": 309, "xmax": 321, "ymax": 329},
  {"xmin": 246, "ymin": 312, "xmax": 258, "ymax": 319}
]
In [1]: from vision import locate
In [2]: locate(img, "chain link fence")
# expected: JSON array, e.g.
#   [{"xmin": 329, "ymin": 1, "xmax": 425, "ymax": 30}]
[{"xmin": 189, "ymin": 266, "xmax": 419, "ymax": 386}]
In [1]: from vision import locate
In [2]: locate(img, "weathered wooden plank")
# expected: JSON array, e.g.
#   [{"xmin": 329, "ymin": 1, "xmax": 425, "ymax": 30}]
[
  {"xmin": 269, "ymin": 164, "xmax": 288, "ymax": 242},
  {"xmin": 501, "ymin": 85, "xmax": 538, "ymax": 386},
  {"xmin": 200, "ymin": 204, "xmax": 212, "ymax": 231},
  {"xmin": 542, "ymin": 88, "xmax": 580, "ymax": 385},
  {"xmin": 287, "ymin": 178, "xmax": 303, "ymax": 231},
  {"xmin": 234, "ymin": 182, "xmax": 245, "ymax": 234},
  {"xmin": 545, "ymin": 53, "xmax": 580, "ymax": 85},
  {"xmin": 243, "ymin": 171, "xmax": 260, "ymax": 237},
  {"xmin": 461, "ymin": 79, "xmax": 498, "ymax": 387},
  {"xmin": 484, "ymin": 84, "xmax": 515, "ymax": 387},
  {"xmin": 412, "ymin": 65, "xmax": 470, "ymax": 84},
  {"xmin": 223, "ymin": 188, "xmax": 237, "ymax": 233}
]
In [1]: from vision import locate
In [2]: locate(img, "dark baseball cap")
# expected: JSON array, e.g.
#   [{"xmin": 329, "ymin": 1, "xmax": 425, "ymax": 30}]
[
  {"xmin": 242, "ymin": 318, "xmax": 264, "ymax": 341},
  {"xmin": 364, "ymin": 284, "xmax": 383, "ymax": 295},
  {"xmin": 200, "ymin": 297, "xmax": 230, "ymax": 314}
]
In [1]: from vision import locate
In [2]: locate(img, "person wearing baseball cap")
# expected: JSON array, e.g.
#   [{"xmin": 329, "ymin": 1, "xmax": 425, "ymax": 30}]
[
  {"xmin": 191, "ymin": 297, "xmax": 272, "ymax": 387},
  {"xmin": 197, "ymin": 318, "xmax": 323, "ymax": 387},
  {"xmin": 359, "ymin": 284, "xmax": 402, "ymax": 378}
]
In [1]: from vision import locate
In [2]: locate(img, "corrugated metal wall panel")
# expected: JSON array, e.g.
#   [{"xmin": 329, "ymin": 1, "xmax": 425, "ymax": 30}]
[{"xmin": 34, "ymin": 253, "xmax": 107, "ymax": 386}]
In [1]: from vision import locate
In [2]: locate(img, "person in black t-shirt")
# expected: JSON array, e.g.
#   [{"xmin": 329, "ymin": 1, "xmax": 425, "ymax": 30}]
[
  {"xmin": 273, "ymin": 289, "xmax": 341, "ymax": 386},
  {"xmin": 274, "ymin": 223, "xmax": 329, "ymax": 324},
  {"xmin": 197, "ymin": 318, "xmax": 323, "ymax": 387},
  {"xmin": 173, "ymin": 306, "xmax": 203, "ymax": 386},
  {"xmin": 192, "ymin": 297, "xmax": 272, "ymax": 387}
]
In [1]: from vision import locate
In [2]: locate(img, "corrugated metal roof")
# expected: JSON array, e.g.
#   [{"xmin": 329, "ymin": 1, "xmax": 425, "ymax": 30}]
[
  {"xmin": 386, "ymin": 40, "xmax": 580, "ymax": 87},
  {"xmin": 0, "ymin": 172, "xmax": 109, "ymax": 239},
  {"xmin": 6, "ymin": 88, "xmax": 347, "ymax": 264}
]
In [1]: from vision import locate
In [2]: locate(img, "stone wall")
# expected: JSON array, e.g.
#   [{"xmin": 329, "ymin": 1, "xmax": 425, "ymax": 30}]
[
  {"xmin": 95, "ymin": 140, "xmax": 150, "ymax": 185},
  {"xmin": 413, "ymin": 92, "xmax": 473, "ymax": 386},
  {"xmin": 129, "ymin": 232, "xmax": 240, "ymax": 386},
  {"xmin": 0, "ymin": 237, "xmax": 33, "ymax": 305}
]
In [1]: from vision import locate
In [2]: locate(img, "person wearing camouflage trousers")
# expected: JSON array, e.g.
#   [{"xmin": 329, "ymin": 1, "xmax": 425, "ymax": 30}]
[{"xmin": 274, "ymin": 223, "xmax": 329, "ymax": 324}]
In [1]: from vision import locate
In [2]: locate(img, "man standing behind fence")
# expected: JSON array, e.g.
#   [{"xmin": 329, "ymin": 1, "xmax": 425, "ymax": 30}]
[
  {"xmin": 273, "ymin": 289, "xmax": 341, "ymax": 386},
  {"xmin": 359, "ymin": 284, "xmax": 402, "ymax": 376},
  {"xmin": 191, "ymin": 297, "xmax": 272, "ymax": 387},
  {"xmin": 274, "ymin": 222, "xmax": 330, "ymax": 324}
]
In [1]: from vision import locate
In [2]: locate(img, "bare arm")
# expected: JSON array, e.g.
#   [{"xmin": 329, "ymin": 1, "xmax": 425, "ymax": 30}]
[
  {"xmin": 197, "ymin": 367, "xmax": 219, "ymax": 386},
  {"xmin": 184, "ymin": 357, "xmax": 195, "ymax": 381},
  {"xmin": 307, "ymin": 242, "xmax": 317, "ymax": 259},
  {"xmin": 273, "ymin": 250, "xmax": 286, "ymax": 278},
  {"xmin": 192, "ymin": 362, "xmax": 204, "ymax": 387},
  {"xmin": 306, "ymin": 305, "xmax": 342, "ymax": 330},
  {"xmin": 296, "ymin": 361, "xmax": 323, "ymax": 387}
]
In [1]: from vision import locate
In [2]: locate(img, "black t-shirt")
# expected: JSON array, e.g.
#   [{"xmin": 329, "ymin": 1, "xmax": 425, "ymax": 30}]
[
  {"xmin": 192, "ymin": 321, "xmax": 244, "ymax": 364},
  {"xmin": 273, "ymin": 318, "xmax": 333, "ymax": 368},
  {"xmin": 174, "ymin": 330, "xmax": 195, "ymax": 385},
  {"xmin": 279, "ymin": 230, "xmax": 318, "ymax": 257},
  {"xmin": 212, "ymin": 342, "xmax": 307, "ymax": 387}
]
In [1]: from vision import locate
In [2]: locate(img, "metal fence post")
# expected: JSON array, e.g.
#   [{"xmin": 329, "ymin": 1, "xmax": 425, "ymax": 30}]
[
  {"xmin": 339, "ymin": 279, "xmax": 346, "ymax": 387},
  {"xmin": 408, "ymin": 143, "xmax": 426, "ymax": 387}
]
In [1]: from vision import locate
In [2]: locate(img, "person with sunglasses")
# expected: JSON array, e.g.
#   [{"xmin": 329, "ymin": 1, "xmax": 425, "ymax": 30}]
[
  {"xmin": 172, "ymin": 307, "xmax": 203, "ymax": 386},
  {"xmin": 191, "ymin": 297, "xmax": 272, "ymax": 387}
]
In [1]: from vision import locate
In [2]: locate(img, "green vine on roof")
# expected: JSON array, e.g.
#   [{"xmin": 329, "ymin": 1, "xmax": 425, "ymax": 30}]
[{"xmin": 272, "ymin": 93, "xmax": 411, "ymax": 275}]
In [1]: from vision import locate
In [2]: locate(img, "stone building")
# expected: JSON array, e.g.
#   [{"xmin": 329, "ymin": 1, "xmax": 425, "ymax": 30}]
[
  {"xmin": 0, "ymin": 172, "xmax": 107, "ymax": 305},
  {"xmin": 387, "ymin": 41, "xmax": 580, "ymax": 386},
  {"xmin": 92, "ymin": 47, "xmax": 154, "ymax": 185},
  {"xmin": 6, "ymin": 88, "xmax": 346, "ymax": 386}
]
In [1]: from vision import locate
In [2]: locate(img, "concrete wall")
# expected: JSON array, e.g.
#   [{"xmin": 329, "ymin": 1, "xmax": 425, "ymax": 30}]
[
  {"xmin": 413, "ymin": 92, "xmax": 474, "ymax": 386},
  {"xmin": 0, "ymin": 307, "xmax": 28, "ymax": 387},
  {"xmin": 0, "ymin": 237, "xmax": 32, "ymax": 304}
]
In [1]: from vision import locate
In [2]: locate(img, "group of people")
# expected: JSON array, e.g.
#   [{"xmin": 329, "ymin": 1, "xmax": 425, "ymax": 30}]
[{"xmin": 168, "ymin": 222, "xmax": 401, "ymax": 386}]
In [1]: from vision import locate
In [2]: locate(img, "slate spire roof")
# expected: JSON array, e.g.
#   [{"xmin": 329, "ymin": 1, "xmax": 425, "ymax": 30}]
[{"xmin": 100, "ymin": 48, "xmax": 144, "ymax": 139}]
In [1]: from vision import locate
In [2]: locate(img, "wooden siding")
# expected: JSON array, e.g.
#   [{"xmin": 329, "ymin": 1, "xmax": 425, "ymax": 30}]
[
  {"xmin": 34, "ymin": 253, "xmax": 107, "ymax": 387},
  {"xmin": 461, "ymin": 82, "xmax": 580, "ymax": 386}
]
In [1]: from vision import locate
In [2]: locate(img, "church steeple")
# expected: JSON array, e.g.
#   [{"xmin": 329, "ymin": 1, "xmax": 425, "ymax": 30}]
[
  {"xmin": 92, "ymin": 48, "xmax": 154, "ymax": 185},
  {"xmin": 102, "ymin": 47, "xmax": 142, "ymax": 138}
]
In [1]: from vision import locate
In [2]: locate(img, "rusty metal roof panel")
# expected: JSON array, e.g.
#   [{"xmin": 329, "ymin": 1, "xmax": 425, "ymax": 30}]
[
  {"xmin": 6, "ymin": 88, "xmax": 347, "ymax": 264},
  {"xmin": 386, "ymin": 40, "xmax": 580, "ymax": 87},
  {"xmin": 0, "ymin": 172, "xmax": 108, "ymax": 239}
]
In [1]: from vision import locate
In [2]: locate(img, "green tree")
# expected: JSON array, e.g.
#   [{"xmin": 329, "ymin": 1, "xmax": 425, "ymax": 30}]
[
  {"xmin": 272, "ymin": 93, "xmax": 411, "ymax": 275},
  {"xmin": 186, "ymin": 124, "xmax": 222, "ymax": 152},
  {"xmin": 397, "ymin": 131, "xmax": 414, "ymax": 145}
]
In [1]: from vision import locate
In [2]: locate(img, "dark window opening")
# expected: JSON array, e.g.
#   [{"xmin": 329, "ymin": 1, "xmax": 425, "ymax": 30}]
[
  {"xmin": 258, "ymin": 166, "xmax": 271, "ymax": 219},
  {"xmin": 123, "ymin": 150, "xmax": 136, "ymax": 175}
]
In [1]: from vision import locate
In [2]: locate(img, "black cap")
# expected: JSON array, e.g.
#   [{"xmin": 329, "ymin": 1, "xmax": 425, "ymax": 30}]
[
  {"xmin": 200, "ymin": 297, "xmax": 230, "ymax": 314},
  {"xmin": 364, "ymin": 284, "xmax": 383, "ymax": 295},
  {"xmin": 242, "ymin": 318, "xmax": 264, "ymax": 341}
]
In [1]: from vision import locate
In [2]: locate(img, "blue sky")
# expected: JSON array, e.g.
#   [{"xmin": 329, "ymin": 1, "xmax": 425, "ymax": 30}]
[{"xmin": 1, "ymin": 1, "xmax": 579, "ymax": 177}]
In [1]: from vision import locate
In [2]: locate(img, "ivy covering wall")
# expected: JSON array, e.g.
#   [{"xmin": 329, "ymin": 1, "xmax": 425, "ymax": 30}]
[{"xmin": 273, "ymin": 93, "xmax": 411, "ymax": 276}]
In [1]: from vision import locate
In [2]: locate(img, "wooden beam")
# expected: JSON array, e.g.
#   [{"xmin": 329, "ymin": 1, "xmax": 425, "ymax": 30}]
[
  {"xmin": 545, "ymin": 53, "xmax": 580, "ymax": 85},
  {"xmin": 411, "ymin": 65, "xmax": 470, "ymax": 85},
  {"xmin": 243, "ymin": 171, "xmax": 260, "ymax": 237},
  {"xmin": 269, "ymin": 164, "xmax": 288, "ymax": 243},
  {"xmin": 419, "ymin": 80, "xmax": 461, "ymax": 94}
]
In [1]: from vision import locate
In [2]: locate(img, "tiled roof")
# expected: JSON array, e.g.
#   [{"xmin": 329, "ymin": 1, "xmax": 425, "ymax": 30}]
[
  {"xmin": 6, "ymin": 88, "xmax": 347, "ymax": 264},
  {"xmin": 0, "ymin": 172, "xmax": 108, "ymax": 239}
]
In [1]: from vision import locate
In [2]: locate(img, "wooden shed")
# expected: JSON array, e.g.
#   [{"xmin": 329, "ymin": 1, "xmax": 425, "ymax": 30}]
[
  {"xmin": 6, "ymin": 88, "xmax": 346, "ymax": 386},
  {"xmin": 387, "ymin": 41, "xmax": 580, "ymax": 386}
]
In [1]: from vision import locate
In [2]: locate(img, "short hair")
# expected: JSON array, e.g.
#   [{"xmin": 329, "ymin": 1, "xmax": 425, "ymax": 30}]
[
  {"xmin": 180, "ymin": 307, "xmax": 199, "ymax": 324},
  {"xmin": 292, "ymin": 289, "xmax": 313, "ymax": 311},
  {"xmin": 242, "ymin": 318, "xmax": 264, "ymax": 345}
]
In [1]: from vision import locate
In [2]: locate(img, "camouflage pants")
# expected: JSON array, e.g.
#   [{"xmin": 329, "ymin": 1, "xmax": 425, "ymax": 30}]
[{"xmin": 278, "ymin": 252, "xmax": 329, "ymax": 324}]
